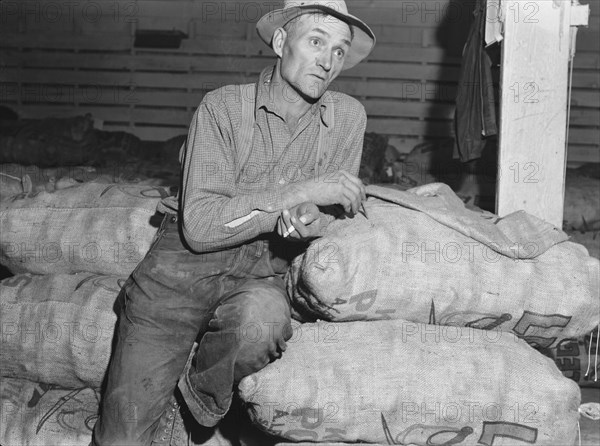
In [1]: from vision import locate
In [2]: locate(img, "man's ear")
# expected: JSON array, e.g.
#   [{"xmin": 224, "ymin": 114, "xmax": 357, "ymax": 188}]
[{"xmin": 272, "ymin": 27, "xmax": 287, "ymax": 58}]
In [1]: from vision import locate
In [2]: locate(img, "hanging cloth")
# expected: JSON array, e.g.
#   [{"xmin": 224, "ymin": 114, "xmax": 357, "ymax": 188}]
[{"xmin": 454, "ymin": 0, "xmax": 498, "ymax": 162}]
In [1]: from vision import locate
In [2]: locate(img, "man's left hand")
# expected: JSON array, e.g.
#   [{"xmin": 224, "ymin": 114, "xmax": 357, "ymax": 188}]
[{"xmin": 277, "ymin": 202, "xmax": 322, "ymax": 241}]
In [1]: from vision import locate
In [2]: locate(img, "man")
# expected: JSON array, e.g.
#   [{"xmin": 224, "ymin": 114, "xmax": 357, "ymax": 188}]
[{"xmin": 93, "ymin": 1, "xmax": 376, "ymax": 444}]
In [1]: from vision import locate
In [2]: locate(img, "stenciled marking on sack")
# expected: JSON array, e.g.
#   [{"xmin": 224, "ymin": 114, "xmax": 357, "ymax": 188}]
[
  {"xmin": 382, "ymin": 413, "xmax": 474, "ymax": 445},
  {"xmin": 1, "ymin": 273, "xmax": 33, "ymax": 289},
  {"xmin": 27, "ymin": 382, "xmax": 56, "ymax": 407},
  {"xmin": 435, "ymin": 308, "xmax": 574, "ymax": 347},
  {"xmin": 511, "ymin": 311, "xmax": 571, "ymax": 349},
  {"xmin": 262, "ymin": 418, "xmax": 347, "ymax": 442},
  {"xmin": 5, "ymin": 190, "xmax": 42, "ymax": 202},
  {"xmin": 331, "ymin": 297, "xmax": 347, "ymax": 306},
  {"xmin": 33, "ymin": 386, "xmax": 99, "ymax": 434},
  {"xmin": 437, "ymin": 312, "xmax": 512, "ymax": 331},
  {"xmin": 374, "ymin": 308, "xmax": 397, "ymax": 320},
  {"xmin": 478, "ymin": 421, "xmax": 537, "ymax": 446},
  {"xmin": 553, "ymin": 337, "xmax": 599, "ymax": 384},
  {"xmin": 276, "ymin": 426, "xmax": 348, "ymax": 442},
  {"xmin": 431, "ymin": 300, "xmax": 513, "ymax": 331},
  {"xmin": 75, "ymin": 274, "xmax": 125, "ymax": 293},
  {"xmin": 263, "ymin": 377, "xmax": 346, "ymax": 441},
  {"xmin": 429, "ymin": 300, "xmax": 437, "ymax": 324},
  {"xmin": 99, "ymin": 184, "xmax": 168, "ymax": 199},
  {"xmin": 466, "ymin": 313, "xmax": 512, "ymax": 331},
  {"xmin": 348, "ymin": 289, "xmax": 377, "ymax": 312}
]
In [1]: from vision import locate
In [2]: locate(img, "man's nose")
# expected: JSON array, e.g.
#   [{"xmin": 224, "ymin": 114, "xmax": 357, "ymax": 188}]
[{"xmin": 316, "ymin": 50, "xmax": 332, "ymax": 72}]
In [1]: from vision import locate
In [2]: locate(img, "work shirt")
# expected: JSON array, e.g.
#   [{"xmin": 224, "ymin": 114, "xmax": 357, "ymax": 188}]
[{"xmin": 176, "ymin": 65, "xmax": 367, "ymax": 253}]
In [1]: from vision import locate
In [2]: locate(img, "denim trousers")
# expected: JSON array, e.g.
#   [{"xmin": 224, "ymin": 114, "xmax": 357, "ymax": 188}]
[{"xmin": 93, "ymin": 213, "xmax": 293, "ymax": 445}]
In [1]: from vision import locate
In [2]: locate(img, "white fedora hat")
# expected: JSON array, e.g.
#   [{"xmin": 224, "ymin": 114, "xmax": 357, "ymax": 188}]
[{"xmin": 256, "ymin": 0, "xmax": 376, "ymax": 70}]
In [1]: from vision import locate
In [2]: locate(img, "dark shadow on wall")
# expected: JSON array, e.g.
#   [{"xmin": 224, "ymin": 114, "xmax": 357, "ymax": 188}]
[{"xmin": 419, "ymin": 0, "xmax": 500, "ymax": 212}]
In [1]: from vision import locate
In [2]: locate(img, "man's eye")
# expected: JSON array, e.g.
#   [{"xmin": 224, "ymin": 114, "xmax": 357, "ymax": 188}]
[
  {"xmin": 310, "ymin": 38, "xmax": 321, "ymax": 46},
  {"xmin": 334, "ymin": 48, "xmax": 345, "ymax": 58}
]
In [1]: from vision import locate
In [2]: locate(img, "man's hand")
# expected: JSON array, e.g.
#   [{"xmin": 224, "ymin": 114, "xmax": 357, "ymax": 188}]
[
  {"xmin": 282, "ymin": 170, "xmax": 366, "ymax": 215},
  {"xmin": 277, "ymin": 202, "xmax": 322, "ymax": 241}
]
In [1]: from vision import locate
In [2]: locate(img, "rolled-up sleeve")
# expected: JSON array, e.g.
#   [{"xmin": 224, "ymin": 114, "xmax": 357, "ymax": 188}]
[{"xmin": 180, "ymin": 101, "xmax": 283, "ymax": 253}]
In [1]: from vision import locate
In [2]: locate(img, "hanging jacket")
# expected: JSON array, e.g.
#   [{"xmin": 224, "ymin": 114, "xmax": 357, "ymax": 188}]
[{"xmin": 454, "ymin": 0, "xmax": 498, "ymax": 162}]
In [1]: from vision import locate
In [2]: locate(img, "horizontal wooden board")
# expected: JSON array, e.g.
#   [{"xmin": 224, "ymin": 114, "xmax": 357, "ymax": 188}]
[
  {"xmin": 567, "ymin": 127, "xmax": 600, "ymax": 145},
  {"xmin": 1, "ymin": 68, "xmax": 248, "ymax": 90},
  {"xmin": 567, "ymin": 107, "xmax": 600, "ymax": 127},
  {"xmin": 574, "ymin": 52, "xmax": 600, "ymax": 70},
  {"xmin": 1, "ymin": 52, "xmax": 464, "ymax": 84},
  {"xmin": 0, "ymin": 33, "xmax": 132, "ymax": 50},
  {"xmin": 567, "ymin": 145, "xmax": 600, "ymax": 164},
  {"xmin": 570, "ymin": 89, "xmax": 600, "ymax": 108},
  {"xmin": 573, "ymin": 70, "xmax": 600, "ymax": 89},
  {"xmin": 102, "ymin": 124, "xmax": 187, "ymax": 141},
  {"xmin": 577, "ymin": 29, "xmax": 600, "ymax": 52},
  {"xmin": 8, "ymin": 104, "xmax": 193, "ymax": 126}
]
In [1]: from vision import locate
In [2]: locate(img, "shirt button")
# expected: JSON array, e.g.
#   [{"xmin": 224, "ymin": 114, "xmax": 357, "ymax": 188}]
[{"xmin": 279, "ymin": 179, "xmax": 286, "ymax": 185}]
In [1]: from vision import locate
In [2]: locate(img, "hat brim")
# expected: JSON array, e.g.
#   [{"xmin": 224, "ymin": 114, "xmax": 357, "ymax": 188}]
[{"xmin": 256, "ymin": 4, "xmax": 376, "ymax": 70}]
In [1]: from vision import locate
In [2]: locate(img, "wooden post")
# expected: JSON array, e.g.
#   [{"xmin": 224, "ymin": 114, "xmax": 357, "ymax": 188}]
[{"xmin": 496, "ymin": 0, "xmax": 585, "ymax": 227}]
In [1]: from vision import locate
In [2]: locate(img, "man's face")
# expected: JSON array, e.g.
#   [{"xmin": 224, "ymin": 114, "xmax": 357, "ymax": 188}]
[{"xmin": 278, "ymin": 13, "xmax": 352, "ymax": 100}]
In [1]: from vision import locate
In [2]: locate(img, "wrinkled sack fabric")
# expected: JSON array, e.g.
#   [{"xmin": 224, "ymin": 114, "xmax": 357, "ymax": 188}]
[
  {"xmin": 287, "ymin": 184, "xmax": 600, "ymax": 350},
  {"xmin": 239, "ymin": 319, "xmax": 580, "ymax": 445}
]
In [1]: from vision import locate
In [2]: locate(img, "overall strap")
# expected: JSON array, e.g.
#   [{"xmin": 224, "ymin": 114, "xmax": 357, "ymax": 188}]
[
  {"xmin": 237, "ymin": 83, "xmax": 257, "ymax": 178},
  {"xmin": 315, "ymin": 95, "xmax": 335, "ymax": 178}
]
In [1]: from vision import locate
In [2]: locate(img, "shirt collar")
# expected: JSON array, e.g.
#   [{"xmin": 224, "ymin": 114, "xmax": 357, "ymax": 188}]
[{"xmin": 255, "ymin": 65, "xmax": 333, "ymax": 128}]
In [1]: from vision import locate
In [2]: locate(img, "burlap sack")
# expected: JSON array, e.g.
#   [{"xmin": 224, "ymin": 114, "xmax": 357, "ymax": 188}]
[
  {"xmin": 0, "ymin": 182, "xmax": 165, "ymax": 275},
  {"xmin": 0, "ymin": 378, "xmax": 233, "ymax": 446},
  {"xmin": 1, "ymin": 163, "xmax": 99, "ymax": 195},
  {"xmin": 0, "ymin": 273, "xmax": 122, "ymax": 388},
  {"xmin": 0, "ymin": 162, "xmax": 176, "ymax": 193},
  {"xmin": 287, "ymin": 187, "xmax": 600, "ymax": 351},
  {"xmin": 238, "ymin": 320, "xmax": 581, "ymax": 445},
  {"xmin": 0, "ymin": 171, "xmax": 24, "ymax": 200}
]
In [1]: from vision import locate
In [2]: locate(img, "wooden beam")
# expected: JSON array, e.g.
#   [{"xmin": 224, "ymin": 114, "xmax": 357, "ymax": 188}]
[{"xmin": 496, "ymin": 0, "xmax": 578, "ymax": 228}]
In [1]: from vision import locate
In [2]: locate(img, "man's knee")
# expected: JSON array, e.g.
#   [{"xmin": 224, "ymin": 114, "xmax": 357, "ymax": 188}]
[
  {"xmin": 213, "ymin": 282, "xmax": 293, "ymax": 379},
  {"xmin": 214, "ymin": 282, "xmax": 291, "ymax": 338}
]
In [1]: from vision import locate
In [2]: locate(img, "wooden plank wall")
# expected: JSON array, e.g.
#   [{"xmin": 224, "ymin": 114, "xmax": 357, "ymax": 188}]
[{"xmin": 1, "ymin": 0, "xmax": 598, "ymax": 163}]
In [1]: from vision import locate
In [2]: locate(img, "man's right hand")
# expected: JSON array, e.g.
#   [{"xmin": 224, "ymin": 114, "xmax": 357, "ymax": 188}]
[{"xmin": 283, "ymin": 170, "xmax": 366, "ymax": 215}]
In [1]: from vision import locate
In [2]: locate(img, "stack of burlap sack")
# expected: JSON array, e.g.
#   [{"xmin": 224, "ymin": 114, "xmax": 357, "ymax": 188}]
[
  {"xmin": 1, "ymin": 172, "xmax": 598, "ymax": 445},
  {"xmin": 0, "ymin": 182, "xmax": 236, "ymax": 445},
  {"xmin": 0, "ymin": 114, "xmax": 145, "ymax": 168},
  {"xmin": 238, "ymin": 183, "xmax": 600, "ymax": 445}
]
